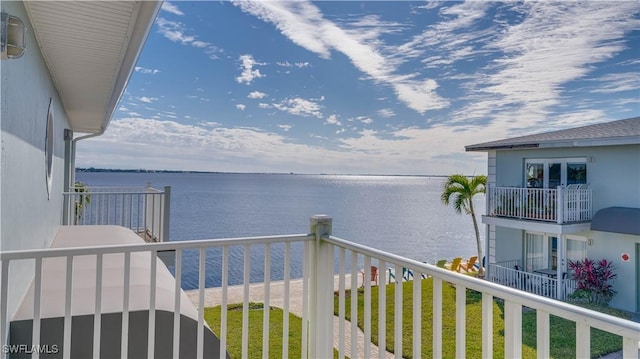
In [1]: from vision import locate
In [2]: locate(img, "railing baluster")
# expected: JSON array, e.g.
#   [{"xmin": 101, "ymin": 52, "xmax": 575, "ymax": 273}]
[
  {"xmin": 394, "ymin": 264, "xmax": 402, "ymax": 358},
  {"xmin": 301, "ymin": 241, "xmax": 309, "ymax": 358},
  {"xmin": 282, "ymin": 243, "xmax": 290, "ymax": 359},
  {"xmin": 337, "ymin": 248, "xmax": 345, "ymax": 359},
  {"xmin": 220, "ymin": 246, "xmax": 229, "ymax": 359},
  {"xmin": 198, "ymin": 248, "xmax": 206, "ymax": 359},
  {"xmin": 378, "ymin": 259, "xmax": 387, "ymax": 359},
  {"xmin": 432, "ymin": 277, "xmax": 442, "ymax": 358},
  {"xmin": 262, "ymin": 244, "xmax": 271, "ymax": 359},
  {"xmin": 623, "ymin": 336, "xmax": 637, "ymax": 358},
  {"xmin": 536, "ymin": 310, "xmax": 550, "ymax": 359},
  {"xmin": 174, "ymin": 249, "xmax": 182, "ymax": 359},
  {"xmin": 503, "ymin": 300, "xmax": 522, "ymax": 358},
  {"xmin": 33, "ymin": 257, "xmax": 42, "ymax": 359},
  {"xmin": 482, "ymin": 292, "xmax": 493, "ymax": 359},
  {"xmin": 363, "ymin": 256, "xmax": 372, "ymax": 359},
  {"xmin": 576, "ymin": 322, "xmax": 590, "ymax": 358},
  {"xmin": 242, "ymin": 245, "xmax": 250, "ymax": 359},
  {"xmin": 0, "ymin": 260, "xmax": 8, "ymax": 359},
  {"xmin": 350, "ymin": 252, "xmax": 358, "ymax": 359},
  {"xmin": 148, "ymin": 249, "xmax": 157, "ymax": 359},
  {"xmin": 456, "ymin": 284, "xmax": 466, "ymax": 358},
  {"xmin": 412, "ymin": 268, "xmax": 421, "ymax": 359},
  {"xmin": 63, "ymin": 256, "xmax": 73, "ymax": 359},
  {"xmin": 121, "ymin": 252, "xmax": 131, "ymax": 358},
  {"xmin": 93, "ymin": 254, "xmax": 103, "ymax": 359}
]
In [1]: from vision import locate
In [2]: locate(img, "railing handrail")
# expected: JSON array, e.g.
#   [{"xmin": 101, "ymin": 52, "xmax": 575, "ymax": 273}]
[
  {"xmin": 326, "ymin": 234, "xmax": 640, "ymax": 340},
  {"xmin": 0, "ymin": 233, "xmax": 313, "ymax": 261},
  {"xmin": 63, "ymin": 189, "xmax": 164, "ymax": 195}
]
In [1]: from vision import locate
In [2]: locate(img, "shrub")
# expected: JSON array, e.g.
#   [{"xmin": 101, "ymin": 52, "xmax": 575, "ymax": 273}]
[{"xmin": 569, "ymin": 258, "xmax": 617, "ymax": 305}]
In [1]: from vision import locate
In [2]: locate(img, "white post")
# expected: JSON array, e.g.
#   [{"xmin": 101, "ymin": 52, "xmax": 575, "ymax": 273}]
[
  {"xmin": 308, "ymin": 215, "xmax": 333, "ymax": 359},
  {"xmin": 162, "ymin": 186, "xmax": 171, "ymax": 242},
  {"xmin": 557, "ymin": 234, "xmax": 565, "ymax": 299},
  {"xmin": 556, "ymin": 186, "xmax": 565, "ymax": 224}
]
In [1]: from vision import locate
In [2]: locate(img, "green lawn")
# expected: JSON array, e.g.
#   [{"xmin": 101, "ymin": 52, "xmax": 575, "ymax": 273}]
[
  {"xmin": 202, "ymin": 278, "xmax": 628, "ymax": 358},
  {"xmin": 334, "ymin": 278, "xmax": 627, "ymax": 359},
  {"xmin": 205, "ymin": 303, "xmax": 342, "ymax": 359}
]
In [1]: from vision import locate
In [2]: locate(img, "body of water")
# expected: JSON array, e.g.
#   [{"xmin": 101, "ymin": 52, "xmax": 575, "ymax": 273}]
[{"xmin": 76, "ymin": 172, "xmax": 484, "ymax": 289}]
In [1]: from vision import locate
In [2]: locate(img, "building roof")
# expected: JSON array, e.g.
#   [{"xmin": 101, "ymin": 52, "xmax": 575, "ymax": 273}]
[
  {"xmin": 466, "ymin": 117, "xmax": 640, "ymax": 152},
  {"xmin": 23, "ymin": 1, "xmax": 161, "ymax": 134}
]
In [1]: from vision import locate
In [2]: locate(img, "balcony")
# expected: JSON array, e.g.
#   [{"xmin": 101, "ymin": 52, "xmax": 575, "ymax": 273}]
[
  {"xmin": 63, "ymin": 184, "xmax": 171, "ymax": 242},
  {"xmin": 488, "ymin": 185, "xmax": 592, "ymax": 224},
  {"xmin": 2, "ymin": 216, "xmax": 639, "ymax": 358},
  {"xmin": 488, "ymin": 260, "xmax": 578, "ymax": 300}
]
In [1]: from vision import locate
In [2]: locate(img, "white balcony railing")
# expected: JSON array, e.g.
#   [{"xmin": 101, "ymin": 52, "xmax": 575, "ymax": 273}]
[
  {"xmin": 63, "ymin": 184, "xmax": 171, "ymax": 242},
  {"xmin": 488, "ymin": 262, "xmax": 578, "ymax": 300},
  {"xmin": 488, "ymin": 185, "xmax": 592, "ymax": 223},
  {"xmin": 2, "ymin": 215, "xmax": 638, "ymax": 359}
]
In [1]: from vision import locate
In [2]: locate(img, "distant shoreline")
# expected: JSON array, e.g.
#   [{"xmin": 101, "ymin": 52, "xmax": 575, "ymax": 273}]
[{"xmin": 76, "ymin": 167, "xmax": 454, "ymax": 177}]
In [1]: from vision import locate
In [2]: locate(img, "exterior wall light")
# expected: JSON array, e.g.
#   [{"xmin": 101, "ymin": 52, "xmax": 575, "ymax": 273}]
[{"xmin": 1, "ymin": 11, "xmax": 26, "ymax": 59}]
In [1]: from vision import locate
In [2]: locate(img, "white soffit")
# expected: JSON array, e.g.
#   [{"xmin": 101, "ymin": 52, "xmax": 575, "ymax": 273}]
[{"xmin": 24, "ymin": 1, "xmax": 160, "ymax": 134}]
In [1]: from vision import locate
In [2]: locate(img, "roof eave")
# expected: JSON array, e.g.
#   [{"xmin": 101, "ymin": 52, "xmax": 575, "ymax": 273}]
[{"xmin": 100, "ymin": 1, "xmax": 162, "ymax": 135}]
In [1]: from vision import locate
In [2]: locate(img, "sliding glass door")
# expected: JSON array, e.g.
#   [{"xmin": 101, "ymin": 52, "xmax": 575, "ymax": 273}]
[{"xmin": 525, "ymin": 158, "xmax": 587, "ymax": 189}]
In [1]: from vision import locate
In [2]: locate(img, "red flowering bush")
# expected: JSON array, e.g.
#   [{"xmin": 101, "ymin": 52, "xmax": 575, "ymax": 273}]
[{"xmin": 569, "ymin": 258, "xmax": 617, "ymax": 305}]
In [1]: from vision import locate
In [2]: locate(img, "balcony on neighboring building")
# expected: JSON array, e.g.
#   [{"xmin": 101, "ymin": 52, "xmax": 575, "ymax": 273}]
[{"xmin": 487, "ymin": 184, "xmax": 592, "ymax": 224}]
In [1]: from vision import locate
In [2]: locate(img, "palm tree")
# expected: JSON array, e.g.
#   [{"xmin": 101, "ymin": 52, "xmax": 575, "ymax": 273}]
[{"xmin": 441, "ymin": 174, "xmax": 487, "ymax": 277}]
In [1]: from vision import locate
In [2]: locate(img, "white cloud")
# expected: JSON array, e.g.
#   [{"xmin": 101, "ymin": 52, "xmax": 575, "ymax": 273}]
[
  {"xmin": 135, "ymin": 67, "xmax": 160, "ymax": 75},
  {"xmin": 236, "ymin": 55, "xmax": 266, "ymax": 85},
  {"xmin": 161, "ymin": 2, "xmax": 184, "ymax": 16},
  {"xmin": 589, "ymin": 72, "xmax": 640, "ymax": 94},
  {"xmin": 356, "ymin": 116, "xmax": 373, "ymax": 125},
  {"xmin": 325, "ymin": 114, "xmax": 342, "ymax": 126},
  {"xmin": 155, "ymin": 17, "xmax": 222, "ymax": 59},
  {"xmin": 278, "ymin": 124, "xmax": 293, "ymax": 132},
  {"xmin": 377, "ymin": 108, "xmax": 395, "ymax": 118},
  {"xmin": 258, "ymin": 103, "xmax": 271, "ymax": 109},
  {"xmin": 139, "ymin": 96, "xmax": 158, "ymax": 104},
  {"xmin": 453, "ymin": 2, "xmax": 638, "ymax": 131},
  {"xmin": 248, "ymin": 91, "xmax": 267, "ymax": 99},
  {"xmin": 272, "ymin": 97, "xmax": 323, "ymax": 118},
  {"xmin": 233, "ymin": 0, "xmax": 449, "ymax": 114},
  {"xmin": 156, "ymin": 18, "xmax": 194, "ymax": 45},
  {"xmin": 78, "ymin": 118, "xmax": 491, "ymax": 174},
  {"xmin": 236, "ymin": 104, "xmax": 246, "ymax": 111},
  {"xmin": 191, "ymin": 40, "xmax": 210, "ymax": 48}
]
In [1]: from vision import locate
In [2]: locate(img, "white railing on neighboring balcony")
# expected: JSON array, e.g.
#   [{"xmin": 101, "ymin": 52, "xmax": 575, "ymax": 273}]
[
  {"xmin": 63, "ymin": 184, "xmax": 171, "ymax": 242},
  {"xmin": 489, "ymin": 262, "xmax": 578, "ymax": 300},
  {"xmin": 488, "ymin": 185, "xmax": 592, "ymax": 223},
  {"xmin": 1, "ymin": 215, "xmax": 638, "ymax": 359}
]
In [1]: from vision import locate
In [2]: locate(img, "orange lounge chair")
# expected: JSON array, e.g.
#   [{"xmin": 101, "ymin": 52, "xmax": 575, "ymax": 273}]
[{"xmin": 460, "ymin": 256, "xmax": 478, "ymax": 272}]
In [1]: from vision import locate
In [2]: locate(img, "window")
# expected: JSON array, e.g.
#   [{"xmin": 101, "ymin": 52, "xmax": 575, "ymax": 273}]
[
  {"xmin": 524, "ymin": 158, "xmax": 587, "ymax": 188},
  {"xmin": 567, "ymin": 163, "xmax": 587, "ymax": 185},
  {"xmin": 45, "ymin": 100, "xmax": 54, "ymax": 199},
  {"xmin": 525, "ymin": 232, "xmax": 548, "ymax": 271}
]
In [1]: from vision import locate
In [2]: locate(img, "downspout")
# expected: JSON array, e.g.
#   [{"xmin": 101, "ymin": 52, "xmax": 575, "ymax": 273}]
[
  {"xmin": 70, "ymin": 128, "xmax": 106, "ymax": 186},
  {"xmin": 62, "ymin": 128, "xmax": 104, "ymax": 224}
]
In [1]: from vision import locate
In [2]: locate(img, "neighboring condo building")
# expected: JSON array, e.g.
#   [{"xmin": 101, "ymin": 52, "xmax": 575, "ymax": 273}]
[{"xmin": 467, "ymin": 117, "xmax": 640, "ymax": 312}]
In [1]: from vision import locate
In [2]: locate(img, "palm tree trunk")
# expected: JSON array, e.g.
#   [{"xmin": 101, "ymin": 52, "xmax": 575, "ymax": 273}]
[{"xmin": 469, "ymin": 201, "xmax": 485, "ymax": 277}]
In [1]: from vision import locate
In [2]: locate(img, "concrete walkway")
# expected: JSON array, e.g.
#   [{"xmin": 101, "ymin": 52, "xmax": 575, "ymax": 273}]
[{"xmin": 186, "ymin": 274, "xmax": 394, "ymax": 359}]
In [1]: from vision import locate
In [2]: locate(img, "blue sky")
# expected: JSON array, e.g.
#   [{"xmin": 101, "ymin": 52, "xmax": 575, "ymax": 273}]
[{"xmin": 77, "ymin": 1, "xmax": 640, "ymax": 175}]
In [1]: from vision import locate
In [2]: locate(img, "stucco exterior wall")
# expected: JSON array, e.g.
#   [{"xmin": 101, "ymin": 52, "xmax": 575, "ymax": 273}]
[
  {"xmin": 494, "ymin": 227, "xmax": 523, "ymax": 263},
  {"xmin": 1, "ymin": 1, "xmax": 71, "ymax": 318},
  {"xmin": 585, "ymin": 230, "xmax": 639, "ymax": 312}
]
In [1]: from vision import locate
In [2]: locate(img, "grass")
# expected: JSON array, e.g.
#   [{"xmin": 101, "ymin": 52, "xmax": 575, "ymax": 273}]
[
  {"xmin": 334, "ymin": 278, "xmax": 629, "ymax": 359},
  {"xmin": 205, "ymin": 303, "xmax": 342, "ymax": 359}
]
